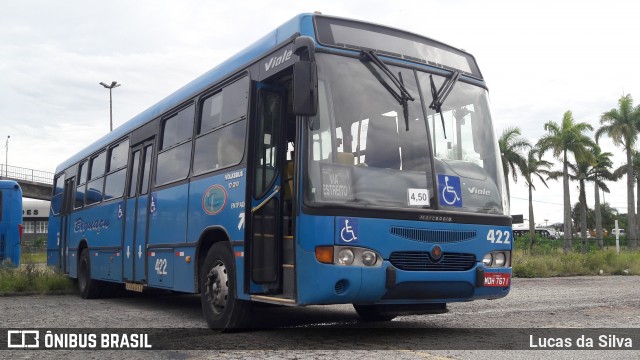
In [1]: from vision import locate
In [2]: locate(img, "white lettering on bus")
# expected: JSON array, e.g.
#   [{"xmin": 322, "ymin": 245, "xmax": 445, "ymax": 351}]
[
  {"xmin": 224, "ymin": 170, "xmax": 244, "ymax": 181},
  {"xmin": 264, "ymin": 49, "xmax": 292, "ymax": 72}
]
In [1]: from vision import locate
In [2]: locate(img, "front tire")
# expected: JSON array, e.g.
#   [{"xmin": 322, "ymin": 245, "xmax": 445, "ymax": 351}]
[
  {"xmin": 201, "ymin": 242, "xmax": 252, "ymax": 331},
  {"xmin": 78, "ymin": 249, "xmax": 102, "ymax": 299}
]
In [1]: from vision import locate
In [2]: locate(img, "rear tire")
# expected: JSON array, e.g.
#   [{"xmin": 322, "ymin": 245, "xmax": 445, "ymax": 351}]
[
  {"xmin": 78, "ymin": 249, "xmax": 102, "ymax": 299},
  {"xmin": 201, "ymin": 242, "xmax": 252, "ymax": 331}
]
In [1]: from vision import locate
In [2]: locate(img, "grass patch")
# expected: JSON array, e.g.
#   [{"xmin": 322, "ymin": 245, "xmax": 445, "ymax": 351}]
[
  {"xmin": 513, "ymin": 250, "xmax": 640, "ymax": 278},
  {"xmin": 21, "ymin": 252, "xmax": 47, "ymax": 264},
  {"xmin": 0, "ymin": 259, "xmax": 75, "ymax": 294}
]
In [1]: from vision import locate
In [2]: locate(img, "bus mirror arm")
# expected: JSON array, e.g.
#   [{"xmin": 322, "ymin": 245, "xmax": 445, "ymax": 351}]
[
  {"xmin": 293, "ymin": 36, "xmax": 318, "ymax": 118},
  {"xmin": 294, "ymin": 36, "xmax": 315, "ymax": 61}
]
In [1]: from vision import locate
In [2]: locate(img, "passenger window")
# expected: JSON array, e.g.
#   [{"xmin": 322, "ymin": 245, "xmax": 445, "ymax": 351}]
[
  {"xmin": 78, "ymin": 161, "xmax": 88, "ymax": 185},
  {"xmin": 193, "ymin": 76, "xmax": 248, "ymax": 175},
  {"xmin": 89, "ymin": 152, "xmax": 106, "ymax": 180},
  {"xmin": 128, "ymin": 150, "xmax": 141, "ymax": 198},
  {"xmin": 108, "ymin": 139, "xmax": 129, "ymax": 171},
  {"xmin": 161, "ymin": 105, "xmax": 194, "ymax": 150},
  {"xmin": 75, "ymin": 161, "xmax": 88, "ymax": 209},
  {"xmin": 156, "ymin": 105, "xmax": 194, "ymax": 185},
  {"xmin": 200, "ymin": 92, "xmax": 222, "ymax": 133},
  {"xmin": 193, "ymin": 120, "xmax": 246, "ymax": 174}
]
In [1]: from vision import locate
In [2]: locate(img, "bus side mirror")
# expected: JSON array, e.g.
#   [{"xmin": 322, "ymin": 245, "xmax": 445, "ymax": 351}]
[{"xmin": 293, "ymin": 60, "xmax": 318, "ymax": 116}]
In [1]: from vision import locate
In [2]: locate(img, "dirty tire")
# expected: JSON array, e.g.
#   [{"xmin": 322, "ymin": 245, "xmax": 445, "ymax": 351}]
[
  {"xmin": 78, "ymin": 249, "xmax": 103, "ymax": 299},
  {"xmin": 201, "ymin": 242, "xmax": 252, "ymax": 331}
]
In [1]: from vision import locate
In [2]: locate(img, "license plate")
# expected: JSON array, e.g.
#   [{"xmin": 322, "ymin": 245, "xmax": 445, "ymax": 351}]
[{"xmin": 484, "ymin": 273, "xmax": 510, "ymax": 287}]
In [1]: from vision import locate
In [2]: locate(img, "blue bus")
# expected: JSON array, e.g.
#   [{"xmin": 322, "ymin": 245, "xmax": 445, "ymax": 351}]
[
  {"xmin": 48, "ymin": 13, "xmax": 512, "ymax": 329},
  {"xmin": 1, "ymin": 180, "xmax": 23, "ymax": 266}
]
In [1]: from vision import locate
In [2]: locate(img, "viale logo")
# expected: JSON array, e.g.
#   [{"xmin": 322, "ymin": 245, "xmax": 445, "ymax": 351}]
[
  {"xmin": 264, "ymin": 49, "xmax": 292, "ymax": 72},
  {"xmin": 468, "ymin": 187, "xmax": 491, "ymax": 196}
]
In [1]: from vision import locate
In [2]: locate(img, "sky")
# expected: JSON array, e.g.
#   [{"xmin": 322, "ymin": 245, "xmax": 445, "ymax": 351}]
[{"xmin": 1, "ymin": 0, "xmax": 639, "ymax": 225}]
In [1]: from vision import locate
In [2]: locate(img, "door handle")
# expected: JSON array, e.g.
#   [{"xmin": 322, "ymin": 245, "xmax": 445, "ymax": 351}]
[{"xmin": 252, "ymin": 185, "xmax": 281, "ymax": 213}]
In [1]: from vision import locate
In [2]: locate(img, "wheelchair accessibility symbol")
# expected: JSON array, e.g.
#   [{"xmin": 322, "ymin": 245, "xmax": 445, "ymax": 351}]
[
  {"xmin": 338, "ymin": 218, "xmax": 359, "ymax": 244},
  {"xmin": 438, "ymin": 174, "xmax": 462, "ymax": 207}
]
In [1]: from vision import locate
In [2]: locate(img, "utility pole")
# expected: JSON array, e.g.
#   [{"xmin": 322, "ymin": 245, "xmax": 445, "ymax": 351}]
[{"xmin": 4, "ymin": 135, "xmax": 9, "ymax": 177}]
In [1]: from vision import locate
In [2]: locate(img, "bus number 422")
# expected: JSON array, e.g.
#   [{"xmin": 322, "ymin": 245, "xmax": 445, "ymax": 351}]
[
  {"xmin": 155, "ymin": 258, "xmax": 168, "ymax": 275},
  {"xmin": 486, "ymin": 229, "xmax": 510, "ymax": 244}
]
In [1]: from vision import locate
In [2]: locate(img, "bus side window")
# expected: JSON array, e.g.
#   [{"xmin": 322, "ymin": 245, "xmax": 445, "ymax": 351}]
[
  {"xmin": 156, "ymin": 104, "xmax": 194, "ymax": 186},
  {"xmin": 51, "ymin": 174, "xmax": 65, "ymax": 215},
  {"xmin": 75, "ymin": 161, "xmax": 87, "ymax": 208},
  {"xmin": 104, "ymin": 139, "xmax": 129, "ymax": 200},
  {"xmin": 86, "ymin": 151, "xmax": 106, "ymax": 205},
  {"xmin": 193, "ymin": 76, "xmax": 248, "ymax": 175}
]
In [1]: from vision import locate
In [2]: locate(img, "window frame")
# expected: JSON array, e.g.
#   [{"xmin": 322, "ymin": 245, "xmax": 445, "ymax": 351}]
[
  {"xmin": 192, "ymin": 75, "xmax": 249, "ymax": 177},
  {"xmin": 155, "ymin": 103, "xmax": 195, "ymax": 187},
  {"xmin": 102, "ymin": 138, "xmax": 130, "ymax": 202}
]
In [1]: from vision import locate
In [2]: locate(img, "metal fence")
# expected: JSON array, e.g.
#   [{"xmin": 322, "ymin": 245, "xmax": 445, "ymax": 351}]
[{"xmin": 1, "ymin": 164, "xmax": 54, "ymax": 184}]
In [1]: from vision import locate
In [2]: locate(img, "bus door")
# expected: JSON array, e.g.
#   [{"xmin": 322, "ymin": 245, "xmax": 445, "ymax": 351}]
[
  {"xmin": 123, "ymin": 140, "xmax": 154, "ymax": 284},
  {"xmin": 247, "ymin": 84, "xmax": 287, "ymax": 294},
  {"xmin": 60, "ymin": 177, "xmax": 76, "ymax": 273}
]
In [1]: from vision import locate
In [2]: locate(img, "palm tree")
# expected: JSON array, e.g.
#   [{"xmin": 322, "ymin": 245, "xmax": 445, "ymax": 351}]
[
  {"xmin": 521, "ymin": 147, "xmax": 554, "ymax": 250},
  {"xmin": 538, "ymin": 111, "xmax": 594, "ymax": 254},
  {"xmin": 498, "ymin": 127, "xmax": 531, "ymax": 201},
  {"xmin": 567, "ymin": 160, "xmax": 593, "ymax": 253},
  {"xmin": 597, "ymin": 94, "xmax": 640, "ymax": 250},
  {"xmin": 612, "ymin": 150, "xmax": 640, "ymax": 247},
  {"xmin": 588, "ymin": 145, "xmax": 617, "ymax": 249}
]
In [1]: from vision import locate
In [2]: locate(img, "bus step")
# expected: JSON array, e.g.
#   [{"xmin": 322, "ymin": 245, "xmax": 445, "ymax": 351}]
[
  {"xmin": 283, "ymin": 237, "xmax": 295, "ymax": 265},
  {"xmin": 125, "ymin": 283, "xmax": 144, "ymax": 292},
  {"xmin": 251, "ymin": 295, "xmax": 296, "ymax": 306},
  {"xmin": 282, "ymin": 264, "xmax": 295, "ymax": 298}
]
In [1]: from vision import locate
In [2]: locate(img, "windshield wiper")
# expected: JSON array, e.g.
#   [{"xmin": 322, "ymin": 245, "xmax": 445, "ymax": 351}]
[
  {"xmin": 429, "ymin": 70, "xmax": 460, "ymax": 139},
  {"xmin": 360, "ymin": 50, "xmax": 415, "ymax": 131}
]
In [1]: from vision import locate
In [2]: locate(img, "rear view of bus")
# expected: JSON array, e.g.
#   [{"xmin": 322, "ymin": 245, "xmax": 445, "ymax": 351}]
[{"xmin": 0, "ymin": 180, "xmax": 23, "ymax": 266}]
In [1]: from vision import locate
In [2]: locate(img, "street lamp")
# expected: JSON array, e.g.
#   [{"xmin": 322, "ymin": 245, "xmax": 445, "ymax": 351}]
[
  {"xmin": 4, "ymin": 135, "xmax": 9, "ymax": 177},
  {"xmin": 99, "ymin": 81, "xmax": 121, "ymax": 132}
]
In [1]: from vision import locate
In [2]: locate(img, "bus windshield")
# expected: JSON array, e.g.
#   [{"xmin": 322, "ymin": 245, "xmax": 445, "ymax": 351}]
[{"xmin": 305, "ymin": 53, "xmax": 507, "ymax": 215}]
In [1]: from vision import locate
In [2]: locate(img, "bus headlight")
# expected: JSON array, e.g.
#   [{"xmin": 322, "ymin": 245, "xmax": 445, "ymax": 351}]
[
  {"xmin": 361, "ymin": 250, "xmax": 377, "ymax": 266},
  {"xmin": 482, "ymin": 251, "xmax": 511, "ymax": 268},
  {"xmin": 494, "ymin": 252, "xmax": 506, "ymax": 267},
  {"xmin": 482, "ymin": 253, "xmax": 493, "ymax": 266},
  {"xmin": 337, "ymin": 249, "xmax": 355, "ymax": 265},
  {"xmin": 332, "ymin": 247, "xmax": 382, "ymax": 267}
]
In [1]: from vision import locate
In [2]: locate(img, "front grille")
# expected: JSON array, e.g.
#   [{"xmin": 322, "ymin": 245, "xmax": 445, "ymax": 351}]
[
  {"xmin": 389, "ymin": 251, "xmax": 476, "ymax": 271},
  {"xmin": 390, "ymin": 227, "xmax": 476, "ymax": 244}
]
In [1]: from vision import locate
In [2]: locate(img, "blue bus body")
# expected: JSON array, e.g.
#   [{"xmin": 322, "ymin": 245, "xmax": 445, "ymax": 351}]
[
  {"xmin": 1, "ymin": 180, "xmax": 23, "ymax": 266},
  {"xmin": 48, "ymin": 13, "xmax": 512, "ymax": 329}
]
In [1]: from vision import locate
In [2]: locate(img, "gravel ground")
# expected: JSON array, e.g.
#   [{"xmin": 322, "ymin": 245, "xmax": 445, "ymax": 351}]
[{"xmin": 1, "ymin": 276, "xmax": 639, "ymax": 359}]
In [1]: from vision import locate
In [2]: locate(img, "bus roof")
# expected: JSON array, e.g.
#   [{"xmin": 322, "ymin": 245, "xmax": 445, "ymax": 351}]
[
  {"xmin": 55, "ymin": 13, "xmax": 316, "ymax": 174},
  {"xmin": 0, "ymin": 180, "xmax": 21, "ymax": 190}
]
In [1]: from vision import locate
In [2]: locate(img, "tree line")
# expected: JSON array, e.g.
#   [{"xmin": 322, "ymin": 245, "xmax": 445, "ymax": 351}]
[{"xmin": 500, "ymin": 94, "xmax": 640, "ymax": 253}]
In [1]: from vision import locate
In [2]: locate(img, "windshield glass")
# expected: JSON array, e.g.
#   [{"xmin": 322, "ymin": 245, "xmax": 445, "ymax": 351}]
[{"xmin": 305, "ymin": 54, "xmax": 507, "ymax": 215}]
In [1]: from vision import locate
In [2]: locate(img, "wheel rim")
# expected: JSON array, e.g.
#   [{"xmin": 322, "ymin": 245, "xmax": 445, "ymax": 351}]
[{"xmin": 205, "ymin": 260, "xmax": 229, "ymax": 315}]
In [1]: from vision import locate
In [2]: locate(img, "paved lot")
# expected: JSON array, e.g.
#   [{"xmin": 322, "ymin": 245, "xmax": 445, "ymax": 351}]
[{"xmin": 1, "ymin": 276, "xmax": 639, "ymax": 359}]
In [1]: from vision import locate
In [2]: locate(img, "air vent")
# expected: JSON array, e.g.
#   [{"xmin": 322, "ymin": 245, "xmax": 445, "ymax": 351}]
[
  {"xmin": 389, "ymin": 251, "xmax": 476, "ymax": 271},
  {"xmin": 334, "ymin": 280, "xmax": 348, "ymax": 295},
  {"xmin": 390, "ymin": 227, "xmax": 476, "ymax": 244}
]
